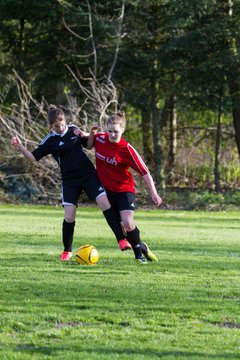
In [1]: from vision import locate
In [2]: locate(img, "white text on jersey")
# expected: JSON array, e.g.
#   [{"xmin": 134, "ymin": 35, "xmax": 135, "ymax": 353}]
[
  {"xmin": 96, "ymin": 152, "xmax": 117, "ymax": 166},
  {"xmin": 96, "ymin": 137, "xmax": 105, "ymax": 143}
]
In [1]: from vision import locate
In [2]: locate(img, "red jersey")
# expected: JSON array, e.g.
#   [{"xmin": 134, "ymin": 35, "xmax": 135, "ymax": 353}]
[{"xmin": 93, "ymin": 132, "xmax": 149, "ymax": 193}]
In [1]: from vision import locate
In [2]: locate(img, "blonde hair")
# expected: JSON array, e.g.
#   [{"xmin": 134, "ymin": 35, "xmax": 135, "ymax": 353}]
[{"xmin": 107, "ymin": 111, "xmax": 126, "ymax": 129}]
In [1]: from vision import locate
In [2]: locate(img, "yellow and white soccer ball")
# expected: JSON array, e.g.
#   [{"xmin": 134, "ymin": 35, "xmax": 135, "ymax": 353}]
[{"xmin": 76, "ymin": 244, "xmax": 99, "ymax": 266}]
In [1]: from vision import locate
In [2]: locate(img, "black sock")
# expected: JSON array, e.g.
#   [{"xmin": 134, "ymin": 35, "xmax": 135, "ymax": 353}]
[
  {"xmin": 62, "ymin": 219, "xmax": 75, "ymax": 251},
  {"xmin": 103, "ymin": 208, "xmax": 125, "ymax": 242},
  {"xmin": 127, "ymin": 227, "xmax": 142, "ymax": 258},
  {"xmin": 134, "ymin": 228, "xmax": 148, "ymax": 254},
  {"xmin": 141, "ymin": 241, "xmax": 148, "ymax": 255}
]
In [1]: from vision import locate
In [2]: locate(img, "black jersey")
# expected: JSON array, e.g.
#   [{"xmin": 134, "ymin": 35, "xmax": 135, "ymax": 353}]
[{"xmin": 32, "ymin": 125, "xmax": 96, "ymax": 180}]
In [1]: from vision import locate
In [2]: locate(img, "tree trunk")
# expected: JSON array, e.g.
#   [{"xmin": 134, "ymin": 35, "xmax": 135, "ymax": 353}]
[
  {"xmin": 18, "ymin": 17, "xmax": 25, "ymax": 71},
  {"xmin": 214, "ymin": 96, "xmax": 222, "ymax": 193},
  {"xmin": 224, "ymin": 0, "xmax": 240, "ymax": 158},
  {"xmin": 141, "ymin": 108, "xmax": 154, "ymax": 167},
  {"xmin": 150, "ymin": 76, "xmax": 165, "ymax": 189},
  {"xmin": 228, "ymin": 79, "xmax": 240, "ymax": 158},
  {"xmin": 168, "ymin": 94, "xmax": 177, "ymax": 184}
]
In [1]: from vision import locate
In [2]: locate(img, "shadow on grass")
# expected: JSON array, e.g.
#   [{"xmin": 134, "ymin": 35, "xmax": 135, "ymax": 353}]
[
  {"xmin": 0, "ymin": 208, "xmax": 101, "ymax": 219},
  {"xmin": 137, "ymin": 214, "xmax": 240, "ymax": 227},
  {"xmin": 13, "ymin": 344, "xmax": 240, "ymax": 359},
  {"xmin": 4, "ymin": 206, "xmax": 240, "ymax": 225}
]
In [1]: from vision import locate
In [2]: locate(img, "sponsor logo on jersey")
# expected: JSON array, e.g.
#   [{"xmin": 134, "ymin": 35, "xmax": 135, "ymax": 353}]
[
  {"xmin": 71, "ymin": 136, "xmax": 78, "ymax": 140},
  {"xmin": 96, "ymin": 136, "xmax": 105, "ymax": 143},
  {"xmin": 96, "ymin": 152, "xmax": 106, "ymax": 161},
  {"xmin": 98, "ymin": 186, "xmax": 104, "ymax": 191},
  {"xmin": 96, "ymin": 152, "xmax": 117, "ymax": 166},
  {"xmin": 130, "ymin": 203, "xmax": 135, "ymax": 208},
  {"xmin": 59, "ymin": 141, "xmax": 64, "ymax": 146},
  {"xmin": 106, "ymin": 157, "xmax": 117, "ymax": 166}
]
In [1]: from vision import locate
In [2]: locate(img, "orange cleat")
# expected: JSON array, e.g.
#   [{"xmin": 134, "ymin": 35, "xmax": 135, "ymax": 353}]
[
  {"xmin": 59, "ymin": 251, "xmax": 72, "ymax": 261},
  {"xmin": 118, "ymin": 239, "xmax": 132, "ymax": 251}
]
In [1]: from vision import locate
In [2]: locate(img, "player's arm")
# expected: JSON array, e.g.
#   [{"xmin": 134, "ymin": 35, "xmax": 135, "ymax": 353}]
[
  {"xmin": 11, "ymin": 135, "xmax": 36, "ymax": 162},
  {"xmin": 73, "ymin": 128, "xmax": 90, "ymax": 138},
  {"xmin": 73, "ymin": 125, "xmax": 97, "ymax": 149},
  {"xmin": 87, "ymin": 124, "xmax": 99, "ymax": 150},
  {"xmin": 127, "ymin": 144, "xmax": 162, "ymax": 206},
  {"xmin": 143, "ymin": 172, "xmax": 162, "ymax": 206}
]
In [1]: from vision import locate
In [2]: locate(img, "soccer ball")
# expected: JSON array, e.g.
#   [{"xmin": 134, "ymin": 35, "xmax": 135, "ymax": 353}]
[{"xmin": 75, "ymin": 244, "xmax": 99, "ymax": 266}]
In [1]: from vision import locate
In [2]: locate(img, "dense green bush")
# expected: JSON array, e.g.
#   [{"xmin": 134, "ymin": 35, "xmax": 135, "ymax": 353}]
[{"xmin": 162, "ymin": 190, "xmax": 240, "ymax": 210}]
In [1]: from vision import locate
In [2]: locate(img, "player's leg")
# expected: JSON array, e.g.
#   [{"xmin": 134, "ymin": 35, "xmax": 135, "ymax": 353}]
[
  {"xmin": 83, "ymin": 174, "xmax": 131, "ymax": 250},
  {"xmin": 60, "ymin": 182, "xmax": 79, "ymax": 261},
  {"xmin": 96, "ymin": 193, "xmax": 131, "ymax": 250},
  {"xmin": 59, "ymin": 205, "xmax": 76, "ymax": 261},
  {"xmin": 63, "ymin": 205, "xmax": 76, "ymax": 249},
  {"xmin": 118, "ymin": 192, "xmax": 157, "ymax": 263},
  {"xmin": 115, "ymin": 192, "xmax": 143, "ymax": 259},
  {"xmin": 120, "ymin": 210, "xmax": 158, "ymax": 262},
  {"xmin": 120, "ymin": 209, "xmax": 146, "ymax": 262}
]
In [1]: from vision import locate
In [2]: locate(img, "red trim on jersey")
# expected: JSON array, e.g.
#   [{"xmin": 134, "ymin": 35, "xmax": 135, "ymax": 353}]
[
  {"xmin": 93, "ymin": 132, "xmax": 149, "ymax": 193},
  {"xmin": 127, "ymin": 143, "xmax": 149, "ymax": 175}
]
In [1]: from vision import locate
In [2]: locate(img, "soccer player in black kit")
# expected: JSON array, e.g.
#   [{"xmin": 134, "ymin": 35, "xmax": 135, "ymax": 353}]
[{"xmin": 11, "ymin": 106, "xmax": 131, "ymax": 261}]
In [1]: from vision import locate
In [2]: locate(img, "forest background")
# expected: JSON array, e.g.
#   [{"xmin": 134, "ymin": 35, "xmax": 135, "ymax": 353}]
[{"xmin": 1, "ymin": 0, "xmax": 240, "ymax": 210}]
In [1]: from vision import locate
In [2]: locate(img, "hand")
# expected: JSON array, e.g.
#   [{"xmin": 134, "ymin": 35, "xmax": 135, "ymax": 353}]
[
  {"xmin": 91, "ymin": 123, "xmax": 99, "ymax": 134},
  {"xmin": 152, "ymin": 193, "xmax": 162, "ymax": 207},
  {"xmin": 11, "ymin": 135, "xmax": 21, "ymax": 148},
  {"xmin": 73, "ymin": 128, "xmax": 89, "ymax": 137}
]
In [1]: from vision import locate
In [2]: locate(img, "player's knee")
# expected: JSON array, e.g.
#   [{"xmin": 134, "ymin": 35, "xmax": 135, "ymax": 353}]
[
  {"xmin": 122, "ymin": 219, "xmax": 135, "ymax": 232},
  {"xmin": 64, "ymin": 204, "xmax": 76, "ymax": 223},
  {"xmin": 64, "ymin": 213, "xmax": 76, "ymax": 223},
  {"xmin": 64, "ymin": 217, "xmax": 75, "ymax": 223},
  {"xmin": 96, "ymin": 194, "xmax": 110, "ymax": 211}
]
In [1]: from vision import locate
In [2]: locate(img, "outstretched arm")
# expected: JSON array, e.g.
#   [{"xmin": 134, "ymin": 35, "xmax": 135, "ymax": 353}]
[
  {"xmin": 143, "ymin": 173, "xmax": 162, "ymax": 206},
  {"xmin": 73, "ymin": 128, "xmax": 90, "ymax": 138},
  {"xmin": 73, "ymin": 125, "xmax": 98, "ymax": 149},
  {"xmin": 87, "ymin": 124, "xmax": 99, "ymax": 150},
  {"xmin": 11, "ymin": 135, "xmax": 36, "ymax": 162}
]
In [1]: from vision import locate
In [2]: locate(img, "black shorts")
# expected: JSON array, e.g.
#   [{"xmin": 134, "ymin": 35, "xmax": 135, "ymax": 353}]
[
  {"xmin": 106, "ymin": 191, "xmax": 136, "ymax": 212},
  {"xmin": 62, "ymin": 174, "xmax": 106, "ymax": 206}
]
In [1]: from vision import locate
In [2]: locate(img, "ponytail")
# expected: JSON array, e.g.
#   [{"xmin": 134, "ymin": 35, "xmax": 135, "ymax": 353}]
[{"xmin": 48, "ymin": 106, "xmax": 65, "ymax": 126}]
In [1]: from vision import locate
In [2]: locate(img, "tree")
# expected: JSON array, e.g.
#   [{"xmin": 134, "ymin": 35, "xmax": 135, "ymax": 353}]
[
  {"xmin": 0, "ymin": 0, "xmax": 67, "ymax": 102},
  {"xmin": 224, "ymin": 0, "xmax": 240, "ymax": 157},
  {"xmin": 0, "ymin": 0, "xmax": 128, "ymax": 202},
  {"xmin": 113, "ymin": 0, "xmax": 170, "ymax": 189},
  {"xmin": 157, "ymin": 0, "xmax": 237, "ymax": 189}
]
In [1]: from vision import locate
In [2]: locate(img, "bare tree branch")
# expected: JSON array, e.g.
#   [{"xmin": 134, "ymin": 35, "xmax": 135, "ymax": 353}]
[
  {"xmin": 108, "ymin": 0, "xmax": 125, "ymax": 82},
  {"xmin": 62, "ymin": 17, "xmax": 89, "ymax": 41},
  {"xmin": 0, "ymin": 1, "xmax": 125, "ymax": 203},
  {"xmin": 86, "ymin": 0, "xmax": 97, "ymax": 78}
]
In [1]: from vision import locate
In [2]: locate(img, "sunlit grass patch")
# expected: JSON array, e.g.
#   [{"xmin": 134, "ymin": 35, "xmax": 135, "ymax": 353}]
[{"xmin": 0, "ymin": 204, "xmax": 240, "ymax": 359}]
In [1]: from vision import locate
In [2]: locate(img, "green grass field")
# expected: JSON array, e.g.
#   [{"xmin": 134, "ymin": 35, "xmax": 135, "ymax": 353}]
[{"xmin": 0, "ymin": 204, "xmax": 240, "ymax": 360}]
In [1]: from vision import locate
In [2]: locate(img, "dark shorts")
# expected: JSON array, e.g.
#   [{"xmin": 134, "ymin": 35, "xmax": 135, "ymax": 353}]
[
  {"xmin": 106, "ymin": 191, "xmax": 136, "ymax": 212},
  {"xmin": 62, "ymin": 174, "xmax": 106, "ymax": 206}
]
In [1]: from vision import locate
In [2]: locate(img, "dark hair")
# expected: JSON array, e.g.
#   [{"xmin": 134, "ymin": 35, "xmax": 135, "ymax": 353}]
[
  {"xmin": 107, "ymin": 111, "xmax": 126, "ymax": 129},
  {"xmin": 48, "ymin": 106, "xmax": 65, "ymax": 126}
]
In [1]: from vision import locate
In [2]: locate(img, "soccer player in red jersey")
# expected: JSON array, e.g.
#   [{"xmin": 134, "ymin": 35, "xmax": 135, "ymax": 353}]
[
  {"xmin": 11, "ymin": 107, "xmax": 131, "ymax": 261},
  {"xmin": 77, "ymin": 111, "xmax": 162, "ymax": 263}
]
